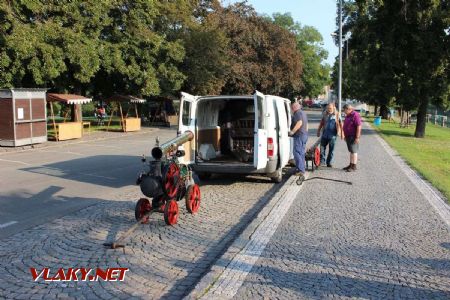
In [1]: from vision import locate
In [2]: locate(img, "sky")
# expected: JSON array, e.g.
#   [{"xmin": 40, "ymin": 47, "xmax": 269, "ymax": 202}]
[{"xmin": 226, "ymin": 0, "xmax": 338, "ymax": 66}]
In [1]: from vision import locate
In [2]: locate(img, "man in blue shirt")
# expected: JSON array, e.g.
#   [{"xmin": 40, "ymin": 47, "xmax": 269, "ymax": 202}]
[
  {"xmin": 317, "ymin": 103, "xmax": 343, "ymax": 167},
  {"xmin": 289, "ymin": 102, "xmax": 308, "ymax": 179}
]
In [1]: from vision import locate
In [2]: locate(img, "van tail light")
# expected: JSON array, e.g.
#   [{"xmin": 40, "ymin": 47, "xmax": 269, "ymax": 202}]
[{"xmin": 267, "ymin": 138, "xmax": 274, "ymax": 157}]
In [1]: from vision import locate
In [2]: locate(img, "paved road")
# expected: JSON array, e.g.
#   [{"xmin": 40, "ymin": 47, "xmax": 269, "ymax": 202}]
[
  {"xmin": 0, "ymin": 122, "xmax": 300, "ymax": 299},
  {"xmin": 228, "ymin": 115, "xmax": 450, "ymax": 299},
  {"xmin": 0, "ymin": 128, "xmax": 175, "ymax": 239}
]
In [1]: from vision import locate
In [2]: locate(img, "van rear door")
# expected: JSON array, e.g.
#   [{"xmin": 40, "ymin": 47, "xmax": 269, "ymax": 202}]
[
  {"xmin": 275, "ymin": 98, "xmax": 290, "ymax": 167},
  {"xmin": 178, "ymin": 92, "xmax": 197, "ymax": 164},
  {"xmin": 253, "ymin": 91, "xmax": 268, "ymax": 170}
]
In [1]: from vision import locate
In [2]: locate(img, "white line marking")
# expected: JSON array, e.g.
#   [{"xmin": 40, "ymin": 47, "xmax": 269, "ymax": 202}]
[
  {"xmin": 372, "ymin": 129, "xmax": 450, "ymax": 229},
  {"xmin": 203, "ymin": 174, "xmax": 307, "ymax": 299},
  {"xmin": 0, "ymin": 158, "xmax": 30, "ymax": 165},
  {"xmin": 88, "ymin": 144, "xmax": 124, "ymax": 149},
  {"xmin": 37, "ymin": 149, "xmax": 84, "ymax": 156},
  {"xmin": 0, "ymin": 221, "xmax": 18, "ymax": 229}
]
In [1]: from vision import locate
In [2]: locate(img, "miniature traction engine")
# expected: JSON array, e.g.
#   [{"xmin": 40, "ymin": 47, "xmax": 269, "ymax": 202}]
[{"xmin": 135, "ymin": 131, "xmax": 201, "ymax": 225}]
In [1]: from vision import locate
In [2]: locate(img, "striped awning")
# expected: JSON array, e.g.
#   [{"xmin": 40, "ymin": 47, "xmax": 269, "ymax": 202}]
[
  {"xmin": 47, "ymin": 93, "xmax": 92, "ymax": 105},
  {"xmin": 104, "ymin": 95, "xmax": 146, "ymax": 104}
]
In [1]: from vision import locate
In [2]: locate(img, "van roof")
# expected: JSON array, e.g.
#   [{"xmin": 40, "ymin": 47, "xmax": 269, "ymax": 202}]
[{"xmin": 197, "ymin": 95, "xmax": 290, "ymax": 102}]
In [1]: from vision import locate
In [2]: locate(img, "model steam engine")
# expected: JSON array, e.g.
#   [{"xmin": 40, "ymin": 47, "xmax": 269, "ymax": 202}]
[{"xmin": 135, "ymin": 131, "xmax": 201, "ymax": 225}]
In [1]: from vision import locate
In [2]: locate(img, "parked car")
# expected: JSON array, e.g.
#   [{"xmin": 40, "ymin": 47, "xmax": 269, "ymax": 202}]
[
  {"xmin": 177, "ymin": 91, "xmax": 292, "ymax": 183},
  {"xmin": 311, "ymin": 102, "xmax": 322, "ymax": 109},
  {"xmin": 303, "ymin": 99, "xmax": 313, "ymax": 107}
]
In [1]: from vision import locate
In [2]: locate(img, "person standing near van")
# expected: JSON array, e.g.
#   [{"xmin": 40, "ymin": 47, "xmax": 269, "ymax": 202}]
[
  {"xmin": 317, "ymin": 103, "xmax": 343, "ymax": 167},
  {"xmin": 342, "ymin": 104, "xmax": 362, "ymax": 172},
  {"xmin": 289, "ymin": 102, "xmax": 308, "ymax": 179}
]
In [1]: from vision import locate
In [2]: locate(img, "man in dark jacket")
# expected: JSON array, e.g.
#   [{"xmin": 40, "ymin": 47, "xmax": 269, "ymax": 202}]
[{"xmin": 289, "ymin": 102, "xmax": 308, "ymax": 179}]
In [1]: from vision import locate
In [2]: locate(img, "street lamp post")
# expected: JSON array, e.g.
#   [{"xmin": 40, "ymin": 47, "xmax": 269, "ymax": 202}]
[{"xmin": 338, "ymin": 0, "xmax": 343, "ymax": 114}]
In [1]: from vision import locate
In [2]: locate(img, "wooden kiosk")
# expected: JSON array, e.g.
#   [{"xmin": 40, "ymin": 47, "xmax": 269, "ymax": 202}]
[
  {"xmin": 104, "ymin": 95, "xmax": 145, "ymax": 132},
  {"xmin": 148, "ymin": 97, "xmax": 178, "ymax": 127},
  {"xmin": 47, "ymin": 93, "xmax": 92, "ymax": 141},
  {"xmin": 0, "ymin": 88, "xmax": 48, "ymax": 146}
]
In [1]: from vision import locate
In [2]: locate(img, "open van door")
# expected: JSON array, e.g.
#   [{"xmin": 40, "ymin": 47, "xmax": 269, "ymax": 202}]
[
  {"xmin": 253, "ymin": 91, "xmax": 268, "ymax": 170},
  {"xmin": 178, "ymin": 92, "xmax": 197, "ymax": 165},
  {"xmin": 275, "ymin": 99, "xmax": 291, "ymax": 167}
]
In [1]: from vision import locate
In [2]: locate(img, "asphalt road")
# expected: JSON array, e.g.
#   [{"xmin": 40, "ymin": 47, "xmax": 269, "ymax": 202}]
[{"xmin": 0, "ymin": 128, "xmax": 176, "ymax": 239}]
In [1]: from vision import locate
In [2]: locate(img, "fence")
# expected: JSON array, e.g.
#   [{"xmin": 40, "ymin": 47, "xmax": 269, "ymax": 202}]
[{"xmin": 426, "ymin": 114, "xmax": 450, "ymax": 128}]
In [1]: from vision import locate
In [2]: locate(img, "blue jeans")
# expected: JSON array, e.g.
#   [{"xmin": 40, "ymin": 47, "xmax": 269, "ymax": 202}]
[
  {"xmin": 293, "ymin": 134, "xmax": 308, "ymax": 173},
  {"xmin": 320, "ymin": 136, "xmax": 336, "ymax": 165}
]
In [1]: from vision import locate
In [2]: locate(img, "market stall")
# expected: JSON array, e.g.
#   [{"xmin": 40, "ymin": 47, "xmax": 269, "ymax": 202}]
[
  {"xmin": 147, "ymin": 97, "xmax": 178, "ymax": 127},
  {"xmin": 46, "ymin": 93, "xmax": 92, "ymax": 141},
  {"xmin": 104, "ymin": 95, "xmax": 145, "ymax": 132},
  {"xmin": 0, "ymin": 88, "xmax": 48, "ymax": 146}
]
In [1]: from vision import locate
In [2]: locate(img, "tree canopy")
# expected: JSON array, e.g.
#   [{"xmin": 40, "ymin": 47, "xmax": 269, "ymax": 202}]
[
  {"xmin": 272, "ymin": 13, "xmax": 331, "ymax": 98},
  {"xmin": 333, "ymin": 0, "xmax": 449, "ymax": 137},
  {"xmin": 0, "ymin": 0, "xmax": 330, "ymax": 100}
]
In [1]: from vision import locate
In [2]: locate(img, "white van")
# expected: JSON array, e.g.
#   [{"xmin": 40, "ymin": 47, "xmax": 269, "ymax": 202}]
[{"xmin": 178, "ymin": 91, "xmax": 292, "ymax": 182}]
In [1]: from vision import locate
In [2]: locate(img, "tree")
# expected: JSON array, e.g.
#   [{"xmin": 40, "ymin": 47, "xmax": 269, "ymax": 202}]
[
  {"xmin": 0, "ymin": 0, "xmax": 194, "ymax": 98},
  {"xmin": 214, "ymin": 3, "xmax": 303, "ymax": 98},
  {"xmin": 272, "ymin": 13, "xmax": 331, "ymax": 98},
  {"xmin": 91, "ymin": 0, "xmax": 189, "ymax": 98},
  {"xmin": 180, "ymin": 2, "xmax": 230, "ymax": 95},
  {"xmin": 336, "ymin": 0, "xmax": 449, "ymax": 137}
]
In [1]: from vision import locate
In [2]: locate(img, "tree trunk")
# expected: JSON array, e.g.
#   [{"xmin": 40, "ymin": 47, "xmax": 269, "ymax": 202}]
[
  {"xmin": 380, "ymin": 104, "xmax": 389, "ymax": 119},
  {"xmin": 374, "ymin": 104, "xmax": 378, "ymax": 116},
  {"xmin": 414, "ymin": 99, "xmax": 428, "ymax": 138}
]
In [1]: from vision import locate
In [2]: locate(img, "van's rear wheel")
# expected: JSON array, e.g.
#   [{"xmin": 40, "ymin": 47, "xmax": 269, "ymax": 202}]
[{"xmin": 270, "ymin": 169, "xmax": 282, "ymax": 183}]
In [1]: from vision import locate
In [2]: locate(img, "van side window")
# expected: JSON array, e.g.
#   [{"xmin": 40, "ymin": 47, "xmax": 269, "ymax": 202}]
[
  {"xmin": 257, "ymin": 96, "xmax": 264, "ymax": 129},
  {"xmin": 273, "ymin": 100, "xmax": 280, "ymax": 130},
  {"xmin": 182, "ymin": 101, "xmax": 191, "ymax": 125},
  {"xmin": 284, "ymin": 102, "xmax": 290, "ymax": 127}
]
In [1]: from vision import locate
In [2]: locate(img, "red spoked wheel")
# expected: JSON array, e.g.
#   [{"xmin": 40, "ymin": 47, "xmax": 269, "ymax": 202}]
[
  {"xmin": 135, "ymin": 198, "xmax": 152, "ymax": 224},
  {"xmin": 314, "ymin": 147, "xmax": 321, "ymax": 167},
  {"xmin": 185, "ymin": 184, "xmax": 201, "ymax": 214},
  {"xmin": 162, "ymin": 162, "xmax": 180, "ymax": 199},
  {"xmin": 164, "ymin": 199, "xmax": 179, "ymax": 225}
]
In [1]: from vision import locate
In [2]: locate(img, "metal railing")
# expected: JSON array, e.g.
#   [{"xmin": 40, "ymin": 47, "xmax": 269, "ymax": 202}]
[{"xmin": 426, "ymin": 114, "xmax": 450, "ymax": 128}]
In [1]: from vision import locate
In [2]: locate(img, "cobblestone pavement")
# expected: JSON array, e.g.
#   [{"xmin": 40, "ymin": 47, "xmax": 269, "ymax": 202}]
[
  {"xmin": 0, "ymin": 154, "xmax": 286, "ymax": 298},
  {"xmin": 232, "ymin": 120, "xmax": 450, "ymax": 299}
]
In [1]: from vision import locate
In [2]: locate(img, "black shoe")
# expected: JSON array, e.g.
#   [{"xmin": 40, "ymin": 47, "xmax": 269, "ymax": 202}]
[
  {"xmin": 346, "ymin": 164, "xmax": 356, "ymax": 172},
  {"xmin": 327, "ymin": 164, "xmax": 333, "ymax": 168},
  {"xmin": 343, "ymin": 164, "xmax": 351, "ymax": 170},
  {"xmin": 296, "ymin": 173, "xmax": 305, "ymax": 185}
]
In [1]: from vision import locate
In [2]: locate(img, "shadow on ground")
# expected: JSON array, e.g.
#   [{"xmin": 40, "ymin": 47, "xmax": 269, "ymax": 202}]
[{"xmin": 20, "ymin": 155, "xmax": 141, "ymax": 188}]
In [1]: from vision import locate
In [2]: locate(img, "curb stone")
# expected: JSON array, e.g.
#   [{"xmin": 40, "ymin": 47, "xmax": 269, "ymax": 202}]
[{"xmin": 184, "ymin": 170, "xmax": 305, "ymax": 299}]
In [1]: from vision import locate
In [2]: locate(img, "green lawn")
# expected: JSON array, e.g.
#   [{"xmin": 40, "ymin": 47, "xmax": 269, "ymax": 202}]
[{"xmin": 366, "ymin": 117, "xmax": 450, "ymax": 202}]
